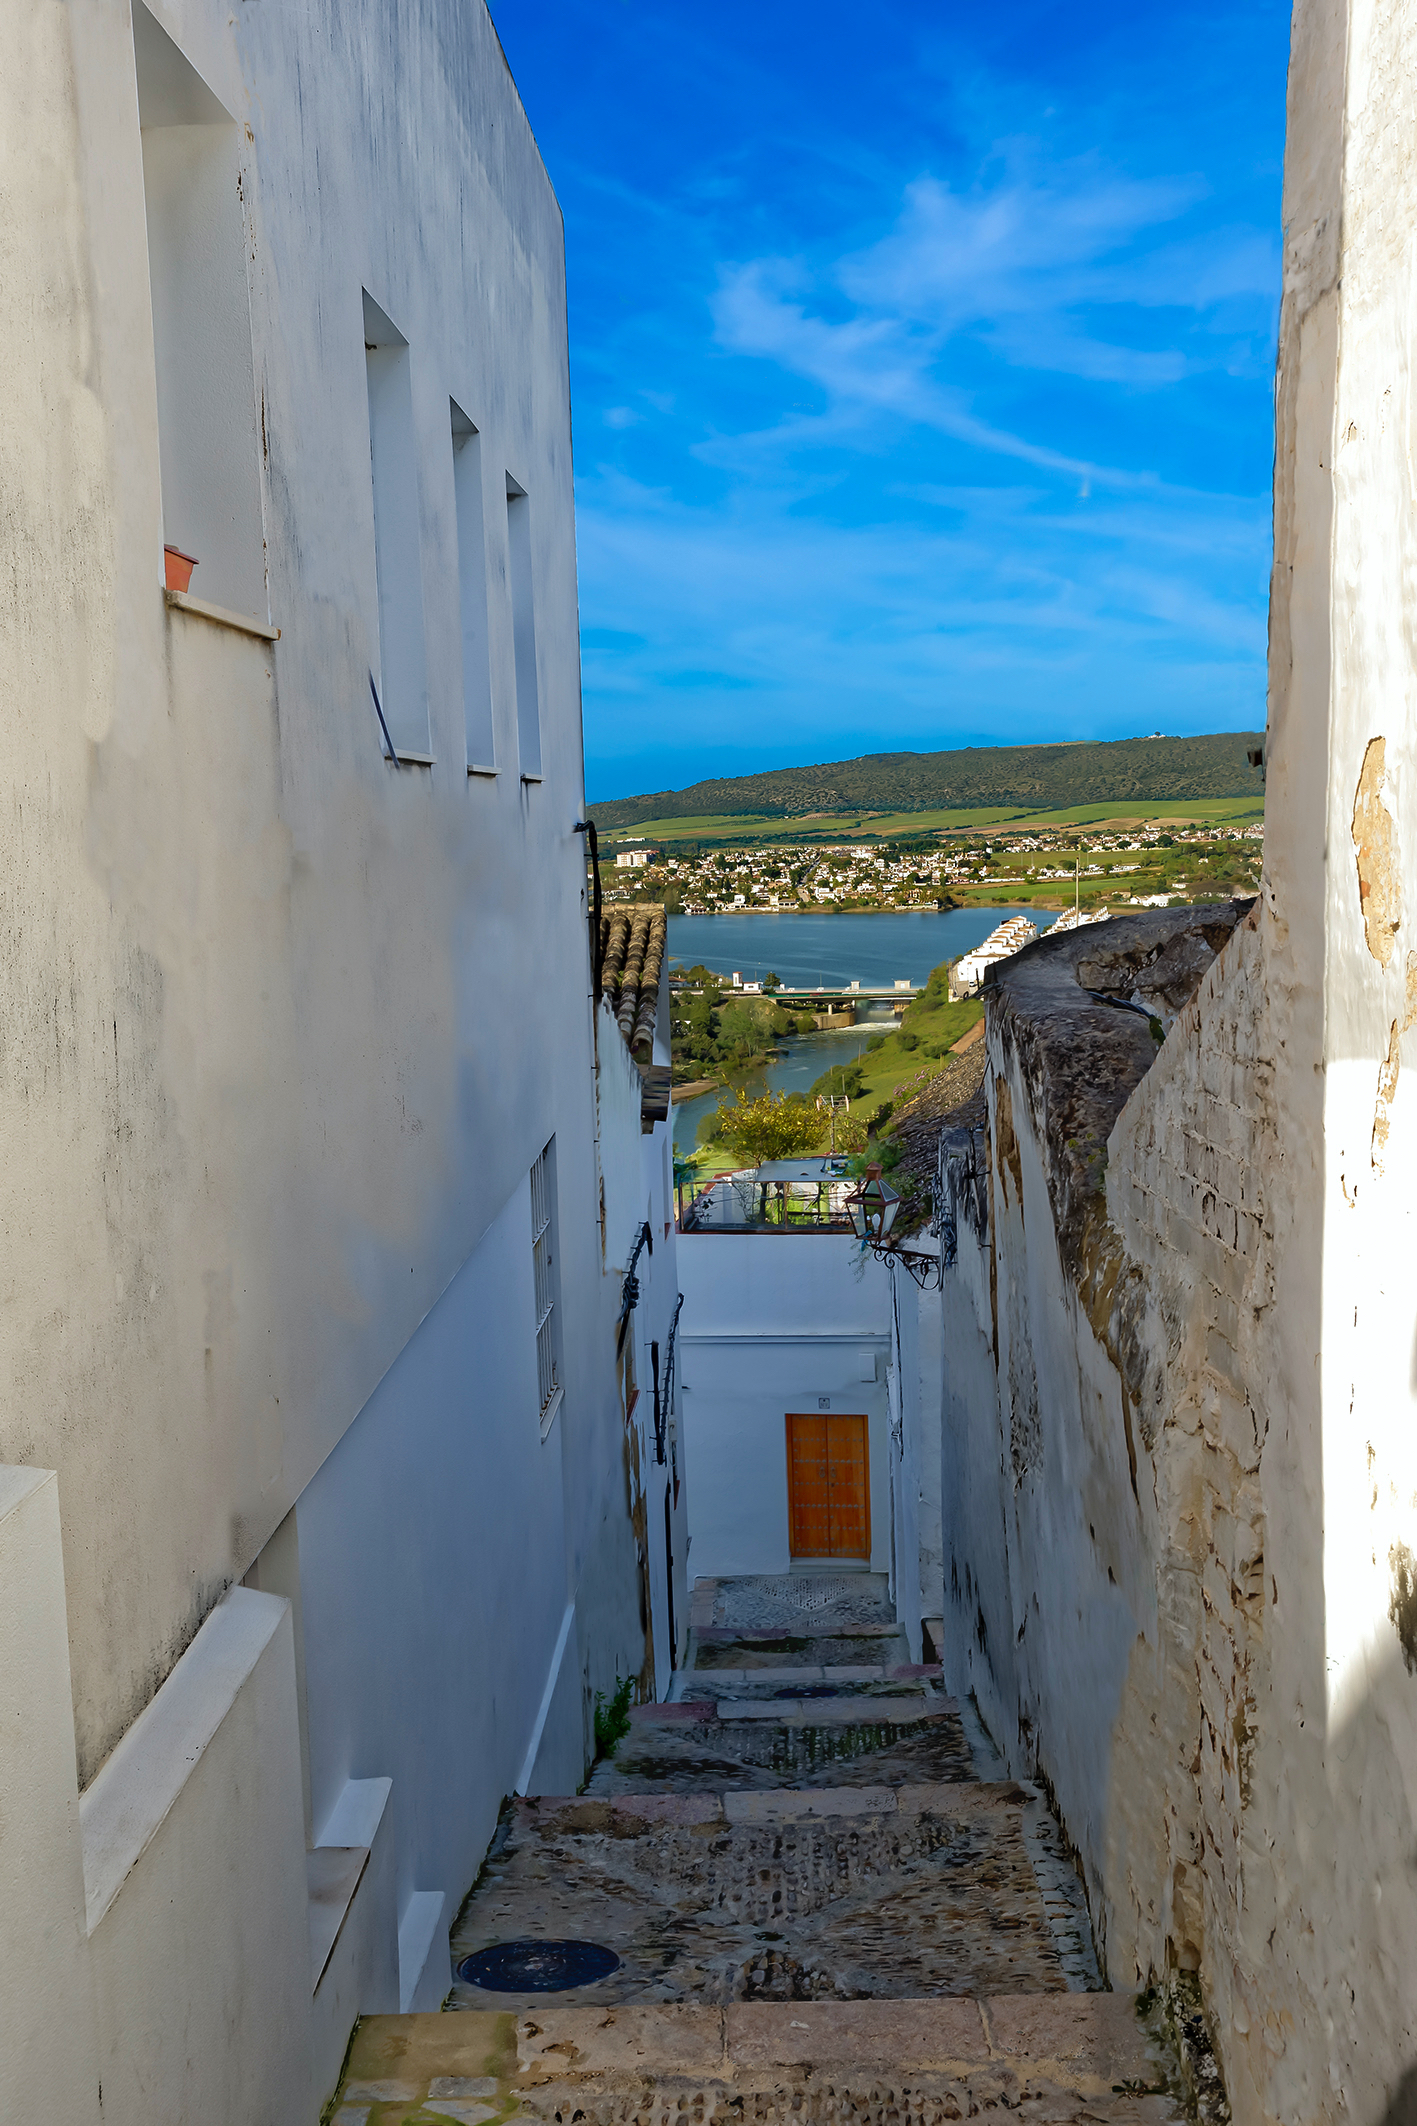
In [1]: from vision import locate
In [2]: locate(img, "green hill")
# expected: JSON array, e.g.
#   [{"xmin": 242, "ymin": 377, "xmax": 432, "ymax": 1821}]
[{"xmin": 593, "ymin": 732, "xmax": 1263, "ymax": 830}]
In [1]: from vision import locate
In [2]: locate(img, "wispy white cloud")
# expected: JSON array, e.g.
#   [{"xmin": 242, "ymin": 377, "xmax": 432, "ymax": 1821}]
[
  {"xmin": 707, "ymin": 262, "xmax": 1117, "ymax": 483},
  {"xmin": 490, "ymin": 0, "xmax": 1286, "ymax": 793},
  {"xmin": 709, "ymin": 158, "xmax": 1275, "ymax": 478},
  {"xmin": 575, "ymin": 468, "xmax": 1269, "ymax": 792}
]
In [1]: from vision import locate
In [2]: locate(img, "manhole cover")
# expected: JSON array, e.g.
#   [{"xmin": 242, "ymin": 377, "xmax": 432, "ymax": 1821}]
[{"xmin": 457, "ymin": 1939, "xmax": 621, "ymax": 1992}]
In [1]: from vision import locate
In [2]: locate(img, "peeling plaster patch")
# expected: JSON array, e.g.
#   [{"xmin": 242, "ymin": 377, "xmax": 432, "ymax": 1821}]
[
  {"xmin": 1389, "ymin": 1543, "xmax": 1417, "ymax": 1674},
  {"xmin": 1352, "ymin": 737, "xmax": 1401, "ymax": 965},
  {"xmin": 1372, "ymin": 1022, "xmax": 1401, "ymax": 1167},
  {"xmin": 1370, "ymin": 953, "xmax": 1417, "ymax": 1168}
]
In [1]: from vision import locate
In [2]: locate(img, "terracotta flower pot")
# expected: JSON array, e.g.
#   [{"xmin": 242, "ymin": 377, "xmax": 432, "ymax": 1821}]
[{"xmin": 163, "ymin": 545, "xmax": 198, "ymax": 593}]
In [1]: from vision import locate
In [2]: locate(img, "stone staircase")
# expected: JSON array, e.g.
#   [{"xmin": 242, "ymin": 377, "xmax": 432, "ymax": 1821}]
[{"xmin": 325, "ymin": 1576, "xmax": 1202, "ymax": 2124}]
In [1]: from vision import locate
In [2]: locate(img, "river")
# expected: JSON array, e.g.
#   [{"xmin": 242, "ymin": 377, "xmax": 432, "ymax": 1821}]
[{"xmin": 669, "ymin": 907, "xmax": 1055, "ymax": 1154}]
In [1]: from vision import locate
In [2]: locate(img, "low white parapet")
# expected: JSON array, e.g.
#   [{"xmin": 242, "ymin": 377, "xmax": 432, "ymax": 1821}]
[
  {"xmin": 80, "ymin": 1586, "xmax": 290, "ymax": 1932},
  {"xmin": 81, "ymin": 1586, "xmax": 311, "ymax": 2126}
]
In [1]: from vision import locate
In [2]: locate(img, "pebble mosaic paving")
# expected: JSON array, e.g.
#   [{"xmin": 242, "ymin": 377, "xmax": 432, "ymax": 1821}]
[{"xmin": 325, "ymin": 1576, "xmax": 1205, "ymax": 2126}]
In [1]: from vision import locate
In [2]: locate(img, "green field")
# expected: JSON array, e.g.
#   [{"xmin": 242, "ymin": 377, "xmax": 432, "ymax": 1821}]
[
  {"xmin": 805, "ymin": 993, "xmax": 984, "ymax": 1111},
  {"xmin": 604, "ymin": 794, "xmax": 1263, "ymax": 849},
  {"xmin": 595, "ymin": 731, "xmax": 1263, "ymax": 831}
]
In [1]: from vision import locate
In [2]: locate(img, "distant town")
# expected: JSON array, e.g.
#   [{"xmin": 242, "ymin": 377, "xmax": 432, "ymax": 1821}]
[{"xmin": 606, "ymin": 807, "xmax": 1264, "ymax": 918}]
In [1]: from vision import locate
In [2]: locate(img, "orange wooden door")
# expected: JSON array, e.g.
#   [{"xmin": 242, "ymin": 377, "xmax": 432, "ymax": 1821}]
[{"xmin": 786, "ymin": 1414, "xmax": 870, "ymax": 1559}]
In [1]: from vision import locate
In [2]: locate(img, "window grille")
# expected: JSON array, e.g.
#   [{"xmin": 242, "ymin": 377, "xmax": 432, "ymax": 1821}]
[{"xmin": 531, "ymin": 1140, "xmax": 560, "ymax": 1419}]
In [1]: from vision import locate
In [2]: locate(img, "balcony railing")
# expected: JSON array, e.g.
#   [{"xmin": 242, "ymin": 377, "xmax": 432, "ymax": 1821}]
[{"xmin": 680, "ymin": 1161, "xmax": 857, "ymax": 1234}]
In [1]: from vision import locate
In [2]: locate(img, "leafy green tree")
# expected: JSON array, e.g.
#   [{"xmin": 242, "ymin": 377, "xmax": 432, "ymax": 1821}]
[
  {"xmin": 715, "ymin": 999, "xmax": 774, "ymax": 1060},
  {"xmin": 715, "ymin": 1089, "xmax": 823, "ymax": 1166},
  {"xmin": 811, "ymin": 1060, "xmax": 866, "ymax": 1101}
]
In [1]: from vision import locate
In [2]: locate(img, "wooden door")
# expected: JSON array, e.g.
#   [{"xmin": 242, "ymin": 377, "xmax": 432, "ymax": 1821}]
[{"xmin": 786, "ymin": 1413, "xmax": 870, "ymax": 1559}]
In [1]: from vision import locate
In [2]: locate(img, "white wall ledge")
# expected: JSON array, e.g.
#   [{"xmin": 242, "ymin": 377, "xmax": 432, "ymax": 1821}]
[
  {"xmin": 398, "ymin": 1889, "xmax": 448, "ymax": 2011},
  {"xmin": 515, "ymin": 1601, "xmax": 575, "ymax": 1795},
  {"xmin": 309, "ymin": 1776, "xmax": 392, "ymax": 1994},
  {"xmin": 308, "ymin": 1845, "xmax": 369, "ymax": 1990},
  {"xmin": 164, "ymin": 587, "xmax": 280, "ymax": 641},
  {"xmin": 79, "ymin": 1586, "xmax": 288, "ymax": 1934},
  {"xmin": 316, "ymin": 1774, "xmax": 391, "ymax": 1852}
]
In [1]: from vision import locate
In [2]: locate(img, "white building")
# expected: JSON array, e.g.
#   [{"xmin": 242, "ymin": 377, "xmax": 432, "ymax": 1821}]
[
  {"xmin": 951, "ymin": 915, "xmax": 1038, "ymax": 995},
  {"xmin": 1, "ymin": 6, "xmax": 678, "ymax": 2121},
  {"xmin": 678, "ymin": 1164, "xmax": 902, "ymax": 1604},
  {"xmin": 1047, "ymin": 905, "xmax": 1109, "ymax": 933}
]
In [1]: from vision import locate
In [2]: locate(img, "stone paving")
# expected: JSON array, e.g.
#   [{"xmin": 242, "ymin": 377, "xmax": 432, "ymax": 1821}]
[{"xmin": 326, "ymin": 1576, "xmax": 1198, "ymax": 2124}]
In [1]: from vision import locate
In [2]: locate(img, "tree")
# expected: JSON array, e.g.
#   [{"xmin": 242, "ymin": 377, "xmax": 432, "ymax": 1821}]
[
  {"xmin": 764, "ymin": 971, "xmax": 782, "ymax": 991},
  {"xmin": 715, "ymin": 1088, "xmax": 823, "ymax": 1166},
  {"xmin": 715, "ymin": 999, "xmax": 774, "ymax": 1061},
  {"xmin": 811, "ymin": 1060, "xmax": 866, "ymax": 1101},
  {"xmin": 834, "ymin": 1114, "xmax": 868, "ymax": 1154}
]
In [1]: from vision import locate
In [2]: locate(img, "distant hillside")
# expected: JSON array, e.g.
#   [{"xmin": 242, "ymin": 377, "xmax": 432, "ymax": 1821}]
[{"xmin": 594, "ymin": 732, "xmax": 1264, "ymax": 829}]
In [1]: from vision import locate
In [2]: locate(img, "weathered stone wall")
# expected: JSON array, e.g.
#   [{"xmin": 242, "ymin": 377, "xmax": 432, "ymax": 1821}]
[
  {"xmin": 1102, "ymin": 912, "xmax": 1282, "ymax": 2097},
  {"xmin": 937, "ymin": 907, "xmax": 1304, "ymax": 2116},
  {"xmin": 937, "ymin": 2, "xmax": 1417, "ymax": 2115}
]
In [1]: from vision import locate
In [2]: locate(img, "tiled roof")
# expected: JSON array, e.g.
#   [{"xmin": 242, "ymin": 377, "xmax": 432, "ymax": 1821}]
[{"xmin": 600, "ymin": 904, "xmax": 667, "ymax": 1062}]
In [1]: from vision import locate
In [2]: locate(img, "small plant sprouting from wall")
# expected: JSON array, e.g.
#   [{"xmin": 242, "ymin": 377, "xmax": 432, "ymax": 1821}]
[{"xmin": 594, "ymin": 1675, "xmax": 635, "ymax": 1758}]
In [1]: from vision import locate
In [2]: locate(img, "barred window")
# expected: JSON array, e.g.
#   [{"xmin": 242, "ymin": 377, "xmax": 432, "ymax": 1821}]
[{"xmin": 531, "ymin": 1139, "xmax": 561, "ymax": 1424}]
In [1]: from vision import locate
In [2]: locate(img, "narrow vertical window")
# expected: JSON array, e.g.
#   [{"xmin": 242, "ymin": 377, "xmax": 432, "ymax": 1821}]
[
  {"xmin": 134, "ymin": 2, "xmax": 266, "ymax": 620},
  {"xmin": 506, "ymin": 478, "xmax": 541, "ymax": 778},
  {"xmin": 364, "ymin": 292, "xmax": 430, "ymax": 760},
  {"xmin": 451, "ymin": 403, "xmax": 494, "ymax": 773},
  {"xmin": 530, "ymin": 1139, "xmax": 562, "ymax": 1429}
]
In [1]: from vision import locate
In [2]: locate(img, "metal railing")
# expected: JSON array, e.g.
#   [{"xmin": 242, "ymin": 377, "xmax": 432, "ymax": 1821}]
[{"xmin": 680, "ymin": 1171, "xmax": 857, "ymax": 1233}]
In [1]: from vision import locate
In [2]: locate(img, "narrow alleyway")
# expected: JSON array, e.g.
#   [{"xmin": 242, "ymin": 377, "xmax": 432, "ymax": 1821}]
[{"xmin": 327, "ymin": 1579, "xmax": 1197, "ymax": 2123}]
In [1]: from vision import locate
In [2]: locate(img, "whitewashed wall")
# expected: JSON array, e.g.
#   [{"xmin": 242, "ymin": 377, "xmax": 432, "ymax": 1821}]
[
  {"xmin": 594, "ymin": 979, "xmax": 689, "ymax": 1706},
  {"xmin": 883, "ymin": 1258, "xmax": 937, "ymax": 1664},
  {"xmin": 679, "ymin": 1233, "xmax": 891, "ymax": 1579},
  {"xmin": 0, "ymin": 0, "xmax": 657, "ymax": 2115}
]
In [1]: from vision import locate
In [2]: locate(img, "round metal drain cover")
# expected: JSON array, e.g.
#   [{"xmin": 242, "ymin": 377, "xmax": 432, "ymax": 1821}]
[{"xmin": 457, "ymin": 1939, "xmax": 621, "ymax": 1992}]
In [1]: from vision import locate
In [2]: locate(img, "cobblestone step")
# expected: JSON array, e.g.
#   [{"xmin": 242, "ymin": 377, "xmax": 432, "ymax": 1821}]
[
  {"xmin": 687, "ymin": 1627, "xmax": 911, "ymax": 1673},
  {"xmin": 588, "ymin": 1700, "xmax": 976, "ymax": 1793},
  {"xmin": 332, "ymin": 1998, "xmax": 1189, "ymax": 2125},
  {"xmin": 669, "ymin": 1665, "xmax": 939, "ymax": 1693},
  {"xmin": 691, "ymin": 1575, "xmax": 897, "ymax": 1632},
  {"xmin": 325, "ymin": 1575, "xmax": 1136, "ymax": 2123},
  {"xmin": 445, "ymin": 1785, "xmax": 1075, "ymax": 2014}
]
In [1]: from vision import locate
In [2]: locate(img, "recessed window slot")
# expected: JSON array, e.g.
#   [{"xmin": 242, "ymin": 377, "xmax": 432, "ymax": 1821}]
[
  {"xmin": 364, "ymin": 292, "xmax": 430, "ymax": 760},
  {"xmin": 451, "ymin": 402, "xmax": 494, "ymax": 774},
  {"xmin": 134, "ymin": 1, "xmax": 267, "ymax": 623},
  {"xmin": 505, "ymin": 476, "xmax": 540, "ymax": 779}
]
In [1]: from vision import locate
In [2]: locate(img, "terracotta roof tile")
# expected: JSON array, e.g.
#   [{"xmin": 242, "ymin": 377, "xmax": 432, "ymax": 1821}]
[{"xmin": 600, "ymin": 904, "xmax": 667, "ymax": 1063}]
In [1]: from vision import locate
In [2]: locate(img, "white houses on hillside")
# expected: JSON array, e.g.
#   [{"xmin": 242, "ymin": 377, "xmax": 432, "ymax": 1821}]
[
  {"xmin": 1, "ymin": 6, "xmax": 678, "ymax": 2121},
  {"xmin": 950, "ymin": 915, "xmax": 1038, "ymax": 996}
]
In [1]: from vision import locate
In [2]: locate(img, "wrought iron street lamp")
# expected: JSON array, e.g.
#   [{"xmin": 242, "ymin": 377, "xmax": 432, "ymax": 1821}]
[
  {"xmin": 848, "ymin": 1164, "xmax": 900, "ymax": 1246},
  {"xmin": 847, "ymin": 1162, "xmax": 942, "ymax": 1289}
]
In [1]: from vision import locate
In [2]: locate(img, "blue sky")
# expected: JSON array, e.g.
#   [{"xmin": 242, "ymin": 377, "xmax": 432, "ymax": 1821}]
[{"xmin": 488, "ymin": 0, "xmax": 1292, "ymax": 803}]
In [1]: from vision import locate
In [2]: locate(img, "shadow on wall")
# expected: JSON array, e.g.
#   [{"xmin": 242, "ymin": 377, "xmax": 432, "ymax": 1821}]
[{"xmin": 1380, "ymin": 2067, "xmax": 1417, "ymax": 2124}]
